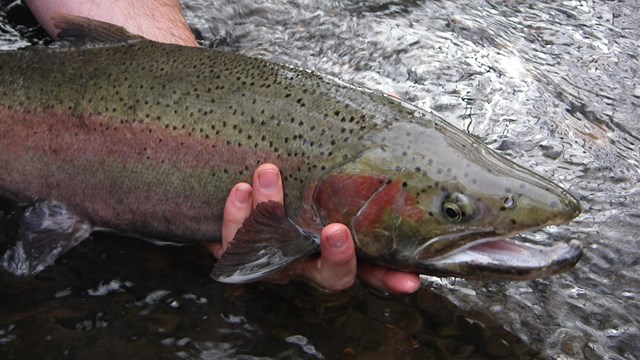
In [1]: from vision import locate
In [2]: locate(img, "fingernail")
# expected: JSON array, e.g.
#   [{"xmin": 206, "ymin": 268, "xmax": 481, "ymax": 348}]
[
  {"xmin": 234, "ymin": 185, "xmax": 251, "ymax": 205},
  {"xmin": 257, "ymin": 169, "xmax": 279, "ymax": 194},
  {"xmin": 327, "ymin": 229, "xmax": 347, "ymax": 249}
]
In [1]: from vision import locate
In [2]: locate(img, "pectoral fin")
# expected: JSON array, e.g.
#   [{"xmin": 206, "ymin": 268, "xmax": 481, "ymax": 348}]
[
  {"xmin": 211, "ymin": 201, "xmax": 320, "ymax": 283},
  {"xmin": 1, "ymin": 200, "xmax": 92, "ymax": 276}
]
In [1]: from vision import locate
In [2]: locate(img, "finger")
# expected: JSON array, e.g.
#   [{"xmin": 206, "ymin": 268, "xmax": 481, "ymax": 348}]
[
  {"xmin": 295, "ymin": 223, "xmax": 357, "ymax": 291},
  {"xmin": 209, "ymin": 182, "xmax": 252, "ymax": 258},
  {"xmin": 252, "ymin": 163, "xmax": 284, "ymax": 207},
  {"xmin": 358, "ymin": 262, "xmax": 421, "ymax": 294}
]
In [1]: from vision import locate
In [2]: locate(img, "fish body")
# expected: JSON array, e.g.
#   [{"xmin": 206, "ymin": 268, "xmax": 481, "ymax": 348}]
[{"xmin": 0, "ymin": 17, "xmax": 582, "ymax": 281}]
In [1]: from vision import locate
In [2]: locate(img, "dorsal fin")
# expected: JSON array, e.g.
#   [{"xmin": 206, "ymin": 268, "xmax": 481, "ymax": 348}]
[{"xmin": 52, "ymin": 14, "xmax": 144, "ymax": 45}]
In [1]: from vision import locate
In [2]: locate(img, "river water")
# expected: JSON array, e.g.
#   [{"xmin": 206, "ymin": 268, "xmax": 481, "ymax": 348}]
[{"xmin": 1, "ymin": 0, "xmax": 638, "ymax": 358}]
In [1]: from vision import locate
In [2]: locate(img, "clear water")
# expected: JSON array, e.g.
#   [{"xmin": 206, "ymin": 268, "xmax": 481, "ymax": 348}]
[{"xmin": 1, "ymin": 0, "xmax": 638, "ymax": 358}]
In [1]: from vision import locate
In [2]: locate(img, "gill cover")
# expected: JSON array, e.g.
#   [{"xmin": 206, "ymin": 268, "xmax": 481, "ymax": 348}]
[{"xmin": 312, "ymin": 146, "xmax": 411, "ymax": 258}]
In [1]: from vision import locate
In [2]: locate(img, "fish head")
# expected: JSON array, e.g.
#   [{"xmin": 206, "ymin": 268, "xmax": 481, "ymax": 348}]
[{"xmin": 313, "ymin": 117, "xmax": 582, "ymax": 280}]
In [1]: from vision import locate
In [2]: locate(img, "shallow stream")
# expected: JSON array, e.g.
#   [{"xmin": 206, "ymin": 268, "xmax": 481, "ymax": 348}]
[{"xmin": 1, "ymin": 1, "xmax": 638, "ymax": 358}]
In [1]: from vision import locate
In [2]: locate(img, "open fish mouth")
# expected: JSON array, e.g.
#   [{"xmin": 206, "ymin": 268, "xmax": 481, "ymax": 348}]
[{"xmin": 420, "ymin": 232, "xmax": 583, "ymax": 281}]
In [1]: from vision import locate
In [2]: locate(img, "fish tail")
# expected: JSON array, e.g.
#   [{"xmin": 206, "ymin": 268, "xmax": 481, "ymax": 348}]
[{"xmin": 1, "ymin": 200, "xmax": 92, "ymax": 276}]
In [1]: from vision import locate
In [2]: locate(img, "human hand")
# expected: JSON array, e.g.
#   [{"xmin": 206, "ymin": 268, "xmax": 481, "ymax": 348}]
[{"xmin": 207, "ymin": 164, "xmax": 421, "ymax": 294}]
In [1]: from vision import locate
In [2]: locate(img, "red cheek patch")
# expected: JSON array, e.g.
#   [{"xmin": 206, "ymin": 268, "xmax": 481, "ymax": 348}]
[
  {"xmin": 353, "ymin": 180, "xmax": 402, "ymax": 231},
  {"xmin": 313, "ymin": 174, "xmax": 385, "ymax": 224}
]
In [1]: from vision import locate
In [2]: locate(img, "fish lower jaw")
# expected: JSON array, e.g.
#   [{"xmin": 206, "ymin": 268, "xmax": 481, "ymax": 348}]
[
  {"xmin": 438, "ymin": 238, "xmax": 577, "ymax": 266},
  {"xmin": 421, "ymin": 235, "xmax": 583, "ymax": 281}
]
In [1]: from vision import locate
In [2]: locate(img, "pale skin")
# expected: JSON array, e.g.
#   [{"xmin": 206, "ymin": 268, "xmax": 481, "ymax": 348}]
[{"xmin": 25, "ymin": 0, "xmax": 421, "ymax": 294}]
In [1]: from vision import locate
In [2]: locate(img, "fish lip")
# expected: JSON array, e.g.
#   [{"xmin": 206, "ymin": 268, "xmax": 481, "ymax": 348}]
[{"xmin": 418, "ymin": 230, "xmax": 584, "ymax": 280}]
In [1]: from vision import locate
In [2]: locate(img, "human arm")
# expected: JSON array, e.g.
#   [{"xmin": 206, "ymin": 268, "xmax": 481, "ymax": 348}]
[{"xmin": 25, "ymin": 0, "xmax": 197, "ymax": 46}]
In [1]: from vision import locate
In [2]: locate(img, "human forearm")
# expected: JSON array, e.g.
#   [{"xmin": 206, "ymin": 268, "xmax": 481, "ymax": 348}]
[{"xmin": 25, "ymin": 0, "xmax": 197, "ymax": 46}]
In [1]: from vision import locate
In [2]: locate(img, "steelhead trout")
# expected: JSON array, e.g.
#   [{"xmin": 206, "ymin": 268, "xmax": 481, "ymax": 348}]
[{"xmin": 0, "ymin": 16, "xmax": 582, "ymax": 282}]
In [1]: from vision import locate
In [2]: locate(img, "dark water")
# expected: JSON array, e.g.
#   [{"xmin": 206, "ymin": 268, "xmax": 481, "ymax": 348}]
[{"xmin": 1, "ymin": 0, "xmax": 639, "ymax": 358}]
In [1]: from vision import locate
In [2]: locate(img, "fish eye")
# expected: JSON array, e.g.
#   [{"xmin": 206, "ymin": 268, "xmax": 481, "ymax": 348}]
[
  {"xmin": 442, "ymin": 193, "xmax": 474, "ymax": 223},
  {"xmin": 443, "ymin": 203, "xmax": 462, "ymax": 222}
]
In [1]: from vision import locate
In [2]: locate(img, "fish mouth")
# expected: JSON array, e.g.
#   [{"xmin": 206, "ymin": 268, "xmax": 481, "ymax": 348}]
[{"xmin": 419, "ymin": 231, "xmax": 583, "ymax": 281}]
